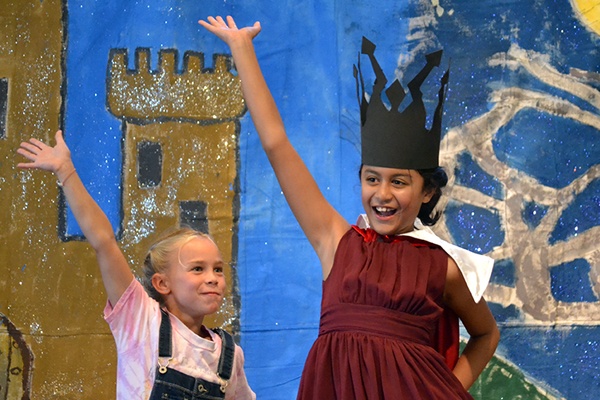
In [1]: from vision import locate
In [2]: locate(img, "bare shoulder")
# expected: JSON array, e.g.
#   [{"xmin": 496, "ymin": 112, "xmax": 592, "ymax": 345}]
[
  {"xmin": 443, "ymin": 256, "xmax": 481, "ymax": 319},
  {"xmin": 444, "ymin": 257, "xmax": 464, "ymax": 298}
]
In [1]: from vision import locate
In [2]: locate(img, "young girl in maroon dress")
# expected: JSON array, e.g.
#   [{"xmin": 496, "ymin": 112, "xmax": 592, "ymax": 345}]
[{"xmin": 200, "ymin": 15, "xmax": 500, "ymax": 400}]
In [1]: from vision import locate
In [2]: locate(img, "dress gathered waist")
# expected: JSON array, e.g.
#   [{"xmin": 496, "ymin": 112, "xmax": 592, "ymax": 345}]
[{"xmin": 319, "ymin": 303, "xmax": 433, "ymax": 346}]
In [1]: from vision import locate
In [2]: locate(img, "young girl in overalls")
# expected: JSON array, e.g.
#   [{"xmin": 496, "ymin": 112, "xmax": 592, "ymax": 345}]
[
  {"xmin": 200, "ymin": 16, "xmax": 500, "ymax": 399},
  {"xmin": 17, "ymin": 131, "xmax": 256, "ymax": 400}
]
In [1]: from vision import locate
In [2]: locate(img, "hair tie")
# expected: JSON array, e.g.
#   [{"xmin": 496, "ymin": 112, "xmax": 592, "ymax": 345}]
[{"xmin": 58, "ymin": 168, "xmax": 76, "ymax": 187}]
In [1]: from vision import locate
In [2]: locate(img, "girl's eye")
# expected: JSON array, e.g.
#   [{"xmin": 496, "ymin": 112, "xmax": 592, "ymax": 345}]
[{"xmin": 214, "ymin": 263, "xmax": 226, "ymax": 273}]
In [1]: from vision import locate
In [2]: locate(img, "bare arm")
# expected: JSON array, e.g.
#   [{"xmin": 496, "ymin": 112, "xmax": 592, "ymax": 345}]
[
  {"xmin": 444, "ymin": 258, "xmax": 500, "ymax": 390},
  {"xmin": 199, "ymin": 16, "xmax": 349, "ymax": 276},
  {"xmin": 17, "ymin": 130, "xmax": 134, "ymax": 306}
]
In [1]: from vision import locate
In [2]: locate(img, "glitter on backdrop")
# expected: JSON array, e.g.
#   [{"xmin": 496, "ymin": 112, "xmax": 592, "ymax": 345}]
[{"xmin": 1, "ymin": 0, "xmax": 600, "ymax": 399}]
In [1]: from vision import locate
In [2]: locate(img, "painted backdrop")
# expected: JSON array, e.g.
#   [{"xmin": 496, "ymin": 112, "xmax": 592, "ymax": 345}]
[{"xmin": 1, "ymin": 0, "xmax": 599, "ymax": 399}]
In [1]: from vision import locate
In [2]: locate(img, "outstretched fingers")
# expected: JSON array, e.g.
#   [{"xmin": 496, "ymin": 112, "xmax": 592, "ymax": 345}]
[
  {"xmin": 226, "ymin": 15, "xmax": 237, "ymax": 29},
  {"xmin": 16, "ymin": 130, "xmax": 71, "ymax": 172},
  {"xmin": 199, "ymin": 15, "xmax": 261, "ymax": 42},
  {"xmin": 17, "ymin": 140, "xmax": 45, "ymax": 166},
  {"xmin": 26, "ymin": 138, "xmax": 46, "ymax": 151},
  {"xmin": 199, "ymin": 15, "xmax": 231, "ymax": 32},
  {"xmin": 54, "ymin": 129, "xmax": 66, "ymax": 144}
]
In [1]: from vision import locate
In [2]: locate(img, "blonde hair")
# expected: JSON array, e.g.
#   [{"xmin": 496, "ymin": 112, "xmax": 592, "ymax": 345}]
[{"xmin": 142, "ymin": 227, "xmax": 216, "ymax": 304}]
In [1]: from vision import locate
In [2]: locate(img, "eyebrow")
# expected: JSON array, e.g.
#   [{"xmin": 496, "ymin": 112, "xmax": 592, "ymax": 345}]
[
  {"xmin": 185, "ymin": 260, "xmax": 225, "ymax": 267},
  {"xmin": 363, "ymin": 168, "xmax": 413, "ymax": 179}
]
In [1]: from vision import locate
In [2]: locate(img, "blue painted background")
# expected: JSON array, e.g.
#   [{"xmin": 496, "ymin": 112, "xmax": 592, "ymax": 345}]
[{"xmin": 64, "ymin": 0, "xmax": 600, "ymax": 398}]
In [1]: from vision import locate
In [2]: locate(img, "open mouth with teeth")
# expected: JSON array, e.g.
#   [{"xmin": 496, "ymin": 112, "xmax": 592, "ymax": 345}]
[{"xmin": 374, "ymin": 206, "xmax": 397, "ymax": 217}]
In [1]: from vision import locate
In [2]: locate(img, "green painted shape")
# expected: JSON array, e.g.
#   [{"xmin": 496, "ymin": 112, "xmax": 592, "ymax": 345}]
[{"xmin": 462, "ymin": 343, "xmax": 559, "ymax": 399}]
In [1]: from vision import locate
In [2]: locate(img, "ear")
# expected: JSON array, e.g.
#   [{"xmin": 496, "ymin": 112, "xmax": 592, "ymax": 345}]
[
  {"xmin": 151, "ymin": 273, "xmax": 171, "ymax": 296},
  {"xmin": 422, "ymin": 188, "xmax": 435, "ymax": 204}
]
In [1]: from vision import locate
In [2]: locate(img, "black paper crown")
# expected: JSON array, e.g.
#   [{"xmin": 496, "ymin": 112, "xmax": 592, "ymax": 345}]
[{"xmin": 354, "ymin": 37, "xmax": 449, "ymax": 170}]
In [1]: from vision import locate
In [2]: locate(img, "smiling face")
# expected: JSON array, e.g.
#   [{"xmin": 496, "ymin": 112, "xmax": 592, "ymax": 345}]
[
  {"xmin": 360, "ymin": 165, "xmax": 433, "ymax": 236},
  {"xmin": 154, "ymin": 236, "xmax": 226, "ymax": 331}
]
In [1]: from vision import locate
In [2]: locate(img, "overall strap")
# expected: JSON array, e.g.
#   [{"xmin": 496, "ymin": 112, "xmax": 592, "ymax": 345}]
[
  {"xmin": 213, "ymin": 328, "xmax": 235, "ymax": 380},
  {"xmin": 158, "ymin": 309, "xmax": 234, "ymax": 384},
  {"xmin": 158, "ymin": 308, "xmax": 172, "ymax": 358}
]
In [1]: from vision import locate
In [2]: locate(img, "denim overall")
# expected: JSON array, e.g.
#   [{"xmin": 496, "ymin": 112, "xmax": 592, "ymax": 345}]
[{"xmin": 149, "ymin": 309, "xmax": 235, "ymax": 400}]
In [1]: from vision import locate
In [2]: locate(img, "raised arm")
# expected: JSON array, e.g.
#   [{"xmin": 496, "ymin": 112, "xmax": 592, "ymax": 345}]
[
  {"xmin": 444, "ymin": 258, "xmax": 500, "ymax": 390},
  {"xmin": 199, "ymin": 16, "xmax": 349, "ymax": 276},
  {"xmin": 17, "ymin": 130, "xmax": 134, "ymax": 306}
]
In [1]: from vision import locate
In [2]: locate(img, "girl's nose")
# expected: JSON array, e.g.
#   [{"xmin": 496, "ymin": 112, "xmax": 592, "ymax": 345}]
[
  {"xmin": 206, "ymin": 269, "xmax": 217, "ymax": 285},
  {"xmin": 375, "ymin": 182, "xmax": 392, "ymax": 201},
  {"xmin": 205, "ymin": 268, "xmax": 220, "ymax": 285}
]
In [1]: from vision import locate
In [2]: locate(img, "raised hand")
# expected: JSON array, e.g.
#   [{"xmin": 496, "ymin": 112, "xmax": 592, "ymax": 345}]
[
  {"xmin": 198, "ymin": 15, "xmax": 261, "ymax": 45},
  {"xmin": 17, "ymin": 130, "xmax": 74, "ymax": 178}
]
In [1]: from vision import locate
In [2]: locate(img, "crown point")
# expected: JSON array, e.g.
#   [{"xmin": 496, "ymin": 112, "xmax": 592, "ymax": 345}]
[
  {"xmin": 361, "ymin": 37, "xmax": 376, "ymax": 56},
  {"xmin": 441, "ymin": 68, "xmax": 450, "ymax": 84},
  {"xmin": 426, "ymin": 50, "xmax": 443, "ymax": 67}
]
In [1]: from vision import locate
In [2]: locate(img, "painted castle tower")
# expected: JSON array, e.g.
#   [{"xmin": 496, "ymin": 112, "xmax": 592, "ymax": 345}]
[{"xmin": 106, "ymin": 48, "xmax": 246, "ymax": 330}]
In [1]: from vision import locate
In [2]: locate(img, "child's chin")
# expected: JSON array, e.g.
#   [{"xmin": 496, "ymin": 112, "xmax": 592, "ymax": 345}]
[{"xmin": 370, "ymin": 218, "xmax": 395, "ymax": 230}]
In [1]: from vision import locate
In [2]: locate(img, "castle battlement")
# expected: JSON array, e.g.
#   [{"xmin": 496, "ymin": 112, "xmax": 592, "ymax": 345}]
[{"xmin": 107, "ymin": 48, "xmax": 246, "ymax": 123}]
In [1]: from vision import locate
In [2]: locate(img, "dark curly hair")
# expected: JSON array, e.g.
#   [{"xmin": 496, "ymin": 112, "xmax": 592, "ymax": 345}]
[{"xmin": 416, "ymin": 167, "xmax": 448, "ymax": 226}]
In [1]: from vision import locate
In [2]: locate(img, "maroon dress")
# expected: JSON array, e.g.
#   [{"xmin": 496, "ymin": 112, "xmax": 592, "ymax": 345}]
[{"xmin": 296, "ymin": 226, "xmax": 472, "ymax": 400}]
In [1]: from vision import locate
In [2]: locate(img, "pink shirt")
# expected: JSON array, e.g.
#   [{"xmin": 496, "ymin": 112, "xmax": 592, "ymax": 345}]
[{"xmin": 104, "ymin": 278, "xmax": 255, "ymax": 400}]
